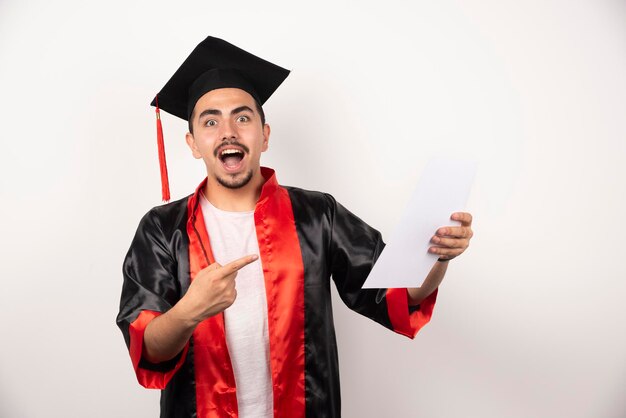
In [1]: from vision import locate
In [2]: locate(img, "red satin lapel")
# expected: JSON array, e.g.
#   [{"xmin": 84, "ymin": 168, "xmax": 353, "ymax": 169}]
[
  {"xmin": 255, "ymin": 170, "xmax": 306, "ymax": 418},
  {"xmin": 187, "ymin": 184, "xmax": 238, "ymax": 418}
]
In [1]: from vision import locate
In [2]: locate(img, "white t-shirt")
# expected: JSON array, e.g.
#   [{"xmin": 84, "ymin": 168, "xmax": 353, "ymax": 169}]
[{"xmin": 200, "ymin": 193, "xmax": 273, "ymax": 418}]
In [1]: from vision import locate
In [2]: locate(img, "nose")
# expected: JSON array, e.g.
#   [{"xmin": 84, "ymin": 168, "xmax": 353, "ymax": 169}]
[{"xmin": 220, "ymin": 118, "xmax": 237, "ymax": 141}]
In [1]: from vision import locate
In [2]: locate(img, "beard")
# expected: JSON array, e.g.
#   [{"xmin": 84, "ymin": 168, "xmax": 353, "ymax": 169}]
[{"xmin": 215, "ymin": 169, "xmax": 254, "ymax": 189}]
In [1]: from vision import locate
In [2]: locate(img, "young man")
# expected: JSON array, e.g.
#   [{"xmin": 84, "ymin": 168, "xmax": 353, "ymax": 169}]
[{"xmin": 117, "ymin": 36, "xmax": 473, "ymax": 418}]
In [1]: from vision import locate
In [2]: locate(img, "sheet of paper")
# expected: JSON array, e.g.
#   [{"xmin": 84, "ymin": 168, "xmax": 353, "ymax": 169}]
[{"xmin": 362, "ymin": 158, "xmax": 477, "ymax": 289}]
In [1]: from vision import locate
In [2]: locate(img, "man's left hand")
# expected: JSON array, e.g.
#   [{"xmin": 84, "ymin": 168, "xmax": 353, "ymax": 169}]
[{"xmin": 429, "ymin": 212, "xmax": 473, "ymax": 261}]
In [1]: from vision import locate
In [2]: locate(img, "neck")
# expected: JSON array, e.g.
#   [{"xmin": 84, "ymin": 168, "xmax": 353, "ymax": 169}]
[{"xmin": 204, "ymin": 170, "xmax": 265, "ymax": 211}]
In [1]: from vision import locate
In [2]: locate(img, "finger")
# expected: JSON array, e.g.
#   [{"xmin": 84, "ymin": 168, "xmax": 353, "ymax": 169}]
[
  {"xmin": 431, "ymin": 235, "xmax": 469, "ymax": 249},
  {"xmin": 428, "ymin": 246, "xmax": 464, "ymax": 258},
  {"xmin": 222, "ymin": 254, "xmax": 259, "ymax": 275},
  {"xmin": 205, "ymin": 262, "xmax": 222, "ymax": 272},
  {"xmin": 436, "ymin": 226, "xmax": 473, "ymax": 239},
  {"xmin": 451, "ymin": 212, "xmax": 473, "ymax": 226}
]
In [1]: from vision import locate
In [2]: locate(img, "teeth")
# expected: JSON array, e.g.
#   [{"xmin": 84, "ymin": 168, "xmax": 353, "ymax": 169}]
[{"xmin": 221, "ymin": 149, "xmax": 243, "ymax": 156}]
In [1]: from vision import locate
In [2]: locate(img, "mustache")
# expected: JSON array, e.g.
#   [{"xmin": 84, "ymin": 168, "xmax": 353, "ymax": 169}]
[{"xmin": 213, "ymin": 140, "xmax": 250, "ymax": 158}]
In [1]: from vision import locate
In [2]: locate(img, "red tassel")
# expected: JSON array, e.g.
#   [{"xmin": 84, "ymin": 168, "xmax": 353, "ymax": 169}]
[{"xmin": 155, "ymin": 96, "xmax": 171, "ymax": 202}]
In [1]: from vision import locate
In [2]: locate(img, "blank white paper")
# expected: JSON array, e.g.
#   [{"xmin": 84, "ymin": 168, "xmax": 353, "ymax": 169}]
[{"xmin": 362, "ymin": 158, "xmax": 477, "ymax": 289}]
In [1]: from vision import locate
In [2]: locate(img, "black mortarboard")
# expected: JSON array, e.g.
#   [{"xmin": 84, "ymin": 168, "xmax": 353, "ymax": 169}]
[
  {"xmin": 151, "ymin": 36, "xmax": 290, "ymax": 121},
  {"xmin": 149, "ymin": 36, "xmax": 290, "ymax": 201}
]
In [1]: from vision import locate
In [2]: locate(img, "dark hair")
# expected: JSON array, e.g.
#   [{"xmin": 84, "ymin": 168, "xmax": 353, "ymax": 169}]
[{"xmin": 188, "ymin": 99, "xmax": 266, "ymax": 134}]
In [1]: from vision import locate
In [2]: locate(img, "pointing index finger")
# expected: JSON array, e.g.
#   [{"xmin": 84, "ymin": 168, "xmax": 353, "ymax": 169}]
[{"xmin": 223, "ymin": 254, "xmax": 259, "ymax": 273}]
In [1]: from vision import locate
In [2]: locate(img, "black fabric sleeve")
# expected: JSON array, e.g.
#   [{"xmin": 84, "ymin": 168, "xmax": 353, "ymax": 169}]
[
  {"xmin": 325, "ymin": 194, "xmax": 396, "ymax": 329},
  {"xmin": 116, "ymin": 208, "xmax": 182, "ymax": 371}
]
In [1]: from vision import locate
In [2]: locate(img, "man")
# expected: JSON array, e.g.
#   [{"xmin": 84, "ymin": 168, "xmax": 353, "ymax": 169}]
[{"xmin": 117, "ymin": 36, "xmax": 473, "ymax": 418}]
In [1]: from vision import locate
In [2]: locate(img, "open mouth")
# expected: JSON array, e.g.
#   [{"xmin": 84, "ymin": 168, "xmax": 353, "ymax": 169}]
[{"xmin": 218, "ymin": 148, "xmax": 245, "ymax": 169}]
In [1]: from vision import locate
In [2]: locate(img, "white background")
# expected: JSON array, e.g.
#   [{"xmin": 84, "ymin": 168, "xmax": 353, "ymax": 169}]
[{"xmin": 1, "ymin": 1, "xmax": 625, "ymax": 417}]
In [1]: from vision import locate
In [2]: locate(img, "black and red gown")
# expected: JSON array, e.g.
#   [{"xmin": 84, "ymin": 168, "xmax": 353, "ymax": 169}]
[{"xmin": 117, "ymin": 167, "xmax": 438, "ymax": 418}]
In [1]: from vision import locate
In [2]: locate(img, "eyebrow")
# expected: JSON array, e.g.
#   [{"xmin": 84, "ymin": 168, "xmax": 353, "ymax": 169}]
[
  {"xmin": 231, "ymin": 105, "xmax": 254, "ymax": 115},
  {"xmin": 197, "ymin": 105, "xmax": 255, "ymax": 121}
]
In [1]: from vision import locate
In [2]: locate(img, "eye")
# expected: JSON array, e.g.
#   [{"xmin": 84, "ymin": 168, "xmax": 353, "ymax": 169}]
[
  {"xmin": 205, "ymin": 119, "xmax": 217, "ymax": 127},
  {"xmin": 236, "ymin": 115, "xmax": 250, "ymax": 123}
]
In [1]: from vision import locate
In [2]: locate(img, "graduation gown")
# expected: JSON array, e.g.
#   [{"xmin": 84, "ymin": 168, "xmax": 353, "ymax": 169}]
[{"xmin": 116, "ymin": 167, "xmax": 438, "ymax": 418}]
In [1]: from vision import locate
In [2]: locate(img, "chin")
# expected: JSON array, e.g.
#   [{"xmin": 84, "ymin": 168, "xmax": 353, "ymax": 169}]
[{"xmin": 215, "ymin": 169, "xmax": 254, "ymax": 189}]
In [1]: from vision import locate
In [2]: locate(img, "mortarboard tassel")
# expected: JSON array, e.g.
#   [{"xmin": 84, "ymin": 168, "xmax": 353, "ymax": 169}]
[{"xmin": 155, "ymin": 95, "xmax": 171, "ymax": 202}]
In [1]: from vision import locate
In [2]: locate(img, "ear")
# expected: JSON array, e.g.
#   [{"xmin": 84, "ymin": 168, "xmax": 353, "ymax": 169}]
[
  {"xmin": 185, "ymin": 132, "xmax": 202, "ymax": 159},
  {"xmin": 261, "ymin": 123, "xmax": 271, "ymax": 152}
]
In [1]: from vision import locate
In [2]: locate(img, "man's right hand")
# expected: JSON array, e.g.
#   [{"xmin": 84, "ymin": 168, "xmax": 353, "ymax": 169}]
[
  {"xmin": 143, "ymin": 254, "xmax": 259, "ymax": 363},
  {"xmin": 180, "ymin": 254, "xmax": 259, "ymax": 324}
]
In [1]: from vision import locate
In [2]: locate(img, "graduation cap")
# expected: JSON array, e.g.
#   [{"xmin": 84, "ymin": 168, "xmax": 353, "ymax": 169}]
[{"xmin": 150, "ymin": 36, "xmax": 290, "ymax": 201}]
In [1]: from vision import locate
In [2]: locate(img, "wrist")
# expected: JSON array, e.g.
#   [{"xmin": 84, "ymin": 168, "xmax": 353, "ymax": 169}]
[
  {"xmin": 171, "ymin": 296, "xmax": 203, "ymax": 329},
  {"xmin": 407, "ymin": 287, "xmax": 425, "ymax": 306}
]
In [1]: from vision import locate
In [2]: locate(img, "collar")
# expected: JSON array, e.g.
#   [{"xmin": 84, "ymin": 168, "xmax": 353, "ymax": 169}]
[{"xmin": 188, "ymin": 166, "xmax": 279, "ymax": 217}]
